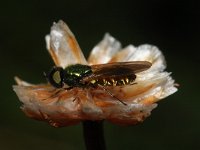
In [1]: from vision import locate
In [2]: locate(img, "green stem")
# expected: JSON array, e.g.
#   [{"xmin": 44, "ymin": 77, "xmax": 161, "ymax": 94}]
[{"xmin": 82, "ymin": 121, "xmax": 106, "ymax": 150}]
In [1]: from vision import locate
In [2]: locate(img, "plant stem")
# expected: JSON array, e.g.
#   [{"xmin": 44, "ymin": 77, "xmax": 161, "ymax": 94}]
[{"xmin": 82, "ymin": 121, "xmax": 106, "ymax": 150}]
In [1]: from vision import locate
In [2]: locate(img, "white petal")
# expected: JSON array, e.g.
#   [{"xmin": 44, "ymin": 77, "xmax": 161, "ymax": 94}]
[
  {"xmin": 133, "ymin": 71, "xmax": 177, "ymax": 102},
  {"xmin": 157, "ymin": 76, "xmax": 178, "ymax": 99},
  {"xmin": 14, "ymin": 76, "xmax": 32, "ymax": 86},
  {"xmin": 109, "ymin": 45, "xmax": 136, "ymax": 62},
  {"xmin": 88, "ymin": 33, "xmax": 121, "ymax": 65},
  {"xmin": 47, "ymin": 20, "xmax": 87, "ymax": 68},
  {"xmin": 127, "ymin": 44, "xmax": 166, "ymax": 71}
]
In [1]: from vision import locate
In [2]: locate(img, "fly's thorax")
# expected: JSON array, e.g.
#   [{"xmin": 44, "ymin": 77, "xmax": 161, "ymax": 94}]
[
  {"xmin": 63, "ymin": 64, "xmax": 92, "ymax": 87},
  {"xmin": 89, "ymin": 75, "xmax": 136, "ymax": 86}
]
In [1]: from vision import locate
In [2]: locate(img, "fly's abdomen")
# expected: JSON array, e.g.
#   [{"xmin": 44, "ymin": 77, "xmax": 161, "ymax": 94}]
[{"xmin": 89, "ymin": 75, "xmax": 136, "ymax": 86}]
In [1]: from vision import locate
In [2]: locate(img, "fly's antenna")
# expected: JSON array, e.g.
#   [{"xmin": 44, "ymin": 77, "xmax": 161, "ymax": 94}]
[
  {"xmin": 97, "ymin": 84, "xmax": 127, "ymax": 105},
  {"xmin": 43, "ymin": 71, "xmax": 48, "ymax": 78},
  {"xmin": 43, "ymin": 71, "xmax": 50, "ymax": 84}
]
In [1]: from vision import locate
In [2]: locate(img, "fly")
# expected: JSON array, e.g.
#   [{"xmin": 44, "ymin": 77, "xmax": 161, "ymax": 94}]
[{"xmin": 45, "ymin": 61, "xmax": 152, "ymax": 105}]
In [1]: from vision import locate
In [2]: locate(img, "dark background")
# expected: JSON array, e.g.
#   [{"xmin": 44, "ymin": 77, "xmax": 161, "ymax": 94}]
[{"xmin": 0, "ymin": 0, "xmax": 199, "ymax": 150}]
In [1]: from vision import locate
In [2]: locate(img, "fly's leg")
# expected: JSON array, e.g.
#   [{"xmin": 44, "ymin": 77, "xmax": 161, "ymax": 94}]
[
  {"xmin": 97, "ymin": 84, "xmax": 127, "ymax": 105},
  {"xmin": 42, "ymin": 87, "xmax": 73, "ymax": 100}
]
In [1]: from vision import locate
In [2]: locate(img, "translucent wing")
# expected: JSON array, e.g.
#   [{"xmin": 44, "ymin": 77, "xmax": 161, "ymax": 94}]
[
  {"xmin": 45, "ymin": 20, "xmax": 87, "ymax": 68},
  {"xmin": 82, "ymin": 61, "xmax": 152, "ymax": 82}
]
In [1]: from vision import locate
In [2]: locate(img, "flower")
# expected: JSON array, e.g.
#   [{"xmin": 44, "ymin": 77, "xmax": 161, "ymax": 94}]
[{"xmin": 13, "ymin": 20, "xmax": 177, "ymax": 127}]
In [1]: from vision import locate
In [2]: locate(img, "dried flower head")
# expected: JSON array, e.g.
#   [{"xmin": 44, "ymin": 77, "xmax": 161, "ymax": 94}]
[{"xmin": 13, "ymin": 20, "xmax": 177, "ymax": 127}]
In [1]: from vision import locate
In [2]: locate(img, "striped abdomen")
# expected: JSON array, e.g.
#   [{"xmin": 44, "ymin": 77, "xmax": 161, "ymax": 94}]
[{"xmin": 89, "ymin": 75, "xmax": 136, "ymax": 87}]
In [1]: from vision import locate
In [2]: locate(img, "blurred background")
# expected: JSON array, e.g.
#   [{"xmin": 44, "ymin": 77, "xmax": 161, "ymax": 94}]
[{"xmin": 0, "ymin": 0, "xmax": 199, "ymax": 150}]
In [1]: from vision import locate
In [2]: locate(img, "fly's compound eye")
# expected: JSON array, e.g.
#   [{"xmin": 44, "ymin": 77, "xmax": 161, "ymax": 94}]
[{"xmin": 47, "ymin": 67, "xmax": 64, "ymax": 88}]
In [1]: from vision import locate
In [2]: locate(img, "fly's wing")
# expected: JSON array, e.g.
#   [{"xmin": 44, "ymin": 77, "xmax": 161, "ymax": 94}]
[
  {"xmin": 82, "ymin": 61, "xmax": 152, "ymax": 82},
  {"xmin": 45, "ymin": 20, "xmax": 87, "ymax": 68}
]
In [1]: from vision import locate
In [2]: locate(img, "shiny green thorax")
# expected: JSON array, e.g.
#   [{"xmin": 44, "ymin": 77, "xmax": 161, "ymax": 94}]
[
  {"xmin": 64, "ymin": 64, "xmax": 92, "ymax": 87},
  {"xmin": 46, "ymin": 64, "xmax": 92, "ymax": 88}
]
